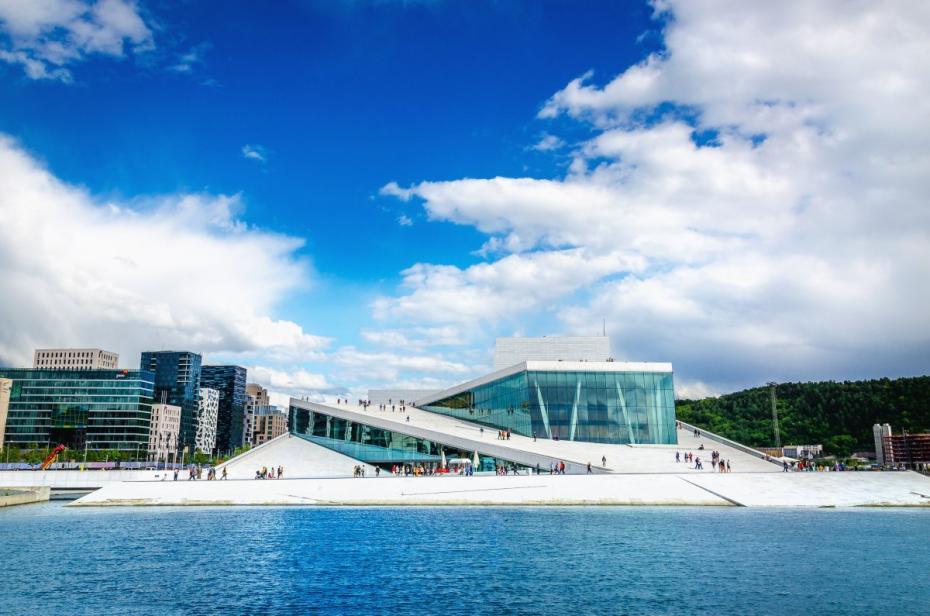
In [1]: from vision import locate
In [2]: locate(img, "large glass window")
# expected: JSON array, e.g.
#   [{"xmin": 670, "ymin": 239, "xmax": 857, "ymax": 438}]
[
  {"xmin": 289, "ymin": 406, "xmax": 525, "ymax": 471},
  {"xmin": 421, "ymin": 368, "xmax": 677, "ymax": 445}
]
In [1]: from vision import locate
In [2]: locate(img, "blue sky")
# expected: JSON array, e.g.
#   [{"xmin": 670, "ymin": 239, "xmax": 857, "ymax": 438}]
[{"xmin": 1, "ymin": 0, "xmax": 928, "ymax": 404}]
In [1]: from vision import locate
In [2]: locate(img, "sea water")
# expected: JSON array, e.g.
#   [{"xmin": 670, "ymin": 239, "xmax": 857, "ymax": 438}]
[{"xmin": 1, "ymin": 502, "xmax": 928, "ymax": 615}]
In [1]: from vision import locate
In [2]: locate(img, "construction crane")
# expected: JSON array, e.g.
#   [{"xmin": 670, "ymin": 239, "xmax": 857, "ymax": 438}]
[{"xmin": 39, "ymin": 444, "xmax": 66, "ymax": 470}]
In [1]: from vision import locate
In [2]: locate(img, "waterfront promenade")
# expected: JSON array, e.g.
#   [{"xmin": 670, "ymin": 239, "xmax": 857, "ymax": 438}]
[{"xmin": 72, "ymin": 469, "xmax": 930, "ymax": 507}]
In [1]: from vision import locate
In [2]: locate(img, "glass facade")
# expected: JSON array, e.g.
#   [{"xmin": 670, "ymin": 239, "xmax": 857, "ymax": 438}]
[
  {"xmin": 289, "ymin": 405, "xmax": 521, "ymax": 472},
  {"xmin": 422, "ymin": 368, "xmax": 677, "ymax": 445},
  {"xmin": 200, "ymin": 365, "xmax": 247, "ymax": 455},
  {"xmin": 140, "ymin": 351, "xmax": 202, "ymax": 451},
  {"xmin": 0, "ymin": 369, "xmax": 154, "ymax": 452}
]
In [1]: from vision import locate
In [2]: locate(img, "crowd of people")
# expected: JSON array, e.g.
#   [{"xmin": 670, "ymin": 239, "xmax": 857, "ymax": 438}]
[
  {"xmin": 171, "ymin": 464, "xmax": 227, "ymax": 481},
  {"xmin": 336, "ymin": 397, "xmax": 408, "ymax": 414},
  {"xmin": 254, "ymin": 465, "xmax": 284, "ymax": 479},
  {"xmin": 675, "ymin": 449, "xmax": 731, "ymax": 472}
]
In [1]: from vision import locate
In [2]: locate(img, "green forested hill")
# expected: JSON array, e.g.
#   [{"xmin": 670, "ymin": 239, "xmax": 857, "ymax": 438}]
[{"xmin": 675, "ymin": 376, "xmax": 930, "ymax": 456}]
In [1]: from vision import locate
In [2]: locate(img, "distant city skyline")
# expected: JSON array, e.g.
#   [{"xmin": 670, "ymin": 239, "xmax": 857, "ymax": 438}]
[{"xmin": 1, "ymin": 1, "xmax": 928, "ymax": 406}]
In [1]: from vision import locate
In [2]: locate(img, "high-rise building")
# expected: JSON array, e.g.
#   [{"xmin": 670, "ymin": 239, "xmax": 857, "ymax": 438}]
[
  {"xmin": 0, "ymin": 378, "xmax": 11, "ymax": 450},
  {"xmin": 148, "ymin": 403, "xmax": 181, "ymax": 463},
  {"xmin": 0, "ymin": 368, "xmax": 154, "ymax": 452},
  {"xmin": 243, "ymin": 383, "xmax": 270, "ymax": 448},
  {"xmin": 140, "ymin": 351, "xmax": 202, "ymax": 450},
  {"xmin": 200, "ymin": 365, "xmax": 247, "ymax": 455},
  {"xmin": 195, "ymin": 388, "xmax": 219, "ymax": 454},
  {"xmin": 33, "ymin": 348, "xmax": 119, "ymax": 370}
]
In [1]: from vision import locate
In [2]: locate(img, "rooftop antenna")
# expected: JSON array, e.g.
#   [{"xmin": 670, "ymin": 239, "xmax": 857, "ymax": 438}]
[{"xmin": 602, "ymin": 318, "xmax": 606, "ymax": 337}]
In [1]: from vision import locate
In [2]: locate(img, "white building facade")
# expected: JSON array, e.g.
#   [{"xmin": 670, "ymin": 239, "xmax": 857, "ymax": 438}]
[{"xmin": 195, "ymin": 388, "xmax": 219, "ymax": 454}]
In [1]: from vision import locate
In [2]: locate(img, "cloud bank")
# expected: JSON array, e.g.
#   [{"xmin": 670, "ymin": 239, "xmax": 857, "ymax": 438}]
[
  {"xmin": 0, "ymin": 135, "xmax": 327, "ymax": 368},
  {"xmin": 0, "ymin": 0, "xmax": 152, "ymax": 81},
  {"xmin": 379, "ymin": 0, "xmax": 930, "ymax": 393}
]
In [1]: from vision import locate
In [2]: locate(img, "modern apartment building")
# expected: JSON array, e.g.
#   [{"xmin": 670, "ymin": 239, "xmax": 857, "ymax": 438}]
[
  {"xmin": 34, "ymin": 348, "xmax": 119, "ymax": 370},
  {"xmin": 0, "ymin": 368, "xmax": 154, "ymax": 452},
  {"xmin": 140, "ymin": 351, "xmax": 202, "ymax": 450},
  {"xmin": 243, "ymin": 383, "xmax": 270, "ymax": 447},
  {"xmin": 200, "ymin": 365, "xmax": 247, "ymax": 455},
  {"xmin": 246, "ymin": 383, "xmax": 270, "ymax": 406},
  {"xmin": 249, "ymin": 405, "xmax": 288, "ymax": 446},
  {"xmin": 148, "ymin": 403, "xmax": 181, "ymax": 462}
]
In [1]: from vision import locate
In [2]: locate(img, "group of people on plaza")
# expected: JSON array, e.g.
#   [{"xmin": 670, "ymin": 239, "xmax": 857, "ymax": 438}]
[
  {"xmin": 385, "ymin": 462, "xmax": 473, "ymax": 476},
  {"xmin": 337, "ymin": 397, "xmax": 408, "ymax": 414},
  {"xmin": 171, "ymin": 464, "xmax": 227, "ymax": 481},
  {"xmin": 254, "ymin": 465, "xmax": 284, "ymax": 479},
  {"xmin": 497, "ymin": 429, "xmax": 512, "ymax": 440},
  {"xmin": 675, "ymin": 449, "xmax": 731, "ymax": 472}
]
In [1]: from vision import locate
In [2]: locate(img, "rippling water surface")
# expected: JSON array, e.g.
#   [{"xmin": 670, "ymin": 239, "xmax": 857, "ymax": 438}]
[{"xmin": 1, "ymin": 502, "xmax": 929, "ymax": 615}]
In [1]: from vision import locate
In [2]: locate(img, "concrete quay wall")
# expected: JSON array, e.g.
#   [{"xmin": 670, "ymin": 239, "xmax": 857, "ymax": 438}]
[
  {"xmin": 1, "ymin": 486, "xmax": 50, "ymax": 507},
  {"xmin": 71, "ymin": 471, "xmax": 930, "ymax": 508},
  {"xmin": 0, "ymin": 469, "xmax": 168, "ymax": 489}
]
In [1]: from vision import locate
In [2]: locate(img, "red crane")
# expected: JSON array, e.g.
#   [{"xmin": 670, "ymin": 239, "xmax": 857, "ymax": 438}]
[{"xmin": 39, "ymin": 444, "xmax": 66, "ymax": 470}]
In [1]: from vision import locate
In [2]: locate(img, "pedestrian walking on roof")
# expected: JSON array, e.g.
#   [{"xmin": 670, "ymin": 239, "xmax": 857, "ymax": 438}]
[{"xmin": 587, "ymin": 462, "xmax": 592, "ymax": 474}]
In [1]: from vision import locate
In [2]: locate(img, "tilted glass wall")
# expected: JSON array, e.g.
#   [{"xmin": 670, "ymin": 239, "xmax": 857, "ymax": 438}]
[
  {"xmin": 422, "ymin": 369, "xmax": 676, "ymax": 445},
  {"xmin": 289, "ymin": 405, "xmax": 523, "ymax": 471}
]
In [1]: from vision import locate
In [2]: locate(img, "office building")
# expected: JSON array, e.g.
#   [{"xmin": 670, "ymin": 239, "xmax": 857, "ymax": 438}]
[
  {"xmin": 201, "ymin": 365, "xmax": 247, "ymax": 454},
  {"xmin": 140, "ymin": 351, "xmax": 202, "ymax": 450},
  {"xmin": 0, "ymin": 368, "xmax": 154, "ymax": 453},
  {"xmin": 0, "ymin": 378, "xmax": 11, "ymax": 450},
  {"xmin": 33, "ymin": 348, "xmax": 119, "ymax": 370},
  {"xmin": 148, "ymin": 403, "xmax": 181, "ymax": 463},
  {"xmin": 195, "ymin": 388, "xmax": 219, "ymax": 454}
]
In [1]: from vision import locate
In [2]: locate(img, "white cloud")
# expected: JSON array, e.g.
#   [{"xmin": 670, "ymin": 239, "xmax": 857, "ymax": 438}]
[
  {"xmin": 0, "ymin": 0, "xmax": 153, "ymax": 82},
  {"xmin": 248, "ymin": 365, "xmax": 330, "ymax": 393},
  {"xmin": 0, "ymin": 134, "xmax": 328, "ymax": 368},
  {"xmin": 241, "ymin": 144, "xmax": 266, "ymax": 162},
  {"xmin": 397, "ymin": 214, "xmax": 413, "ymax": 227},
  {"xmin": 360, "ymin": 326, "xmax": 464, "ymax": 351},
  {"xmin": 532, "ymin": 134, "xmax": 564, "ymax": 151},
  {"xmin": 379, "ymin": 0, "xmax": 930, "ymax": 390},
  {"xmin": 168, "ymin": 42, "xmax": 209, "ymax": 74},
  {"xmin": 374, "ymin": 249, "xmax": 643, "ymax": 325},
  {"xmin": 330, "ymin": 347, "xmax": 471, "ymax": 384}
]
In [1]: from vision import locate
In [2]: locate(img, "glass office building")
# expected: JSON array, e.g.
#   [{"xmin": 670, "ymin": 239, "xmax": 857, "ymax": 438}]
[
  {"xmin": 200, "ymin": 365, "xmax": 247, "ymax": 454},
  {"xmin": 289, "ymin": 405, "xmax": 522, "ymax": 472},
  {"xmin": 140, "ymin": 351, "xmax": 202, "ymax": 451},
  {"xmin": 419, "ymin": 363, "xmax": 677, "ymax": 445},
  {"xmin": 0, "ymin": 368, "xmax": 154, "ymax": 452}
]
